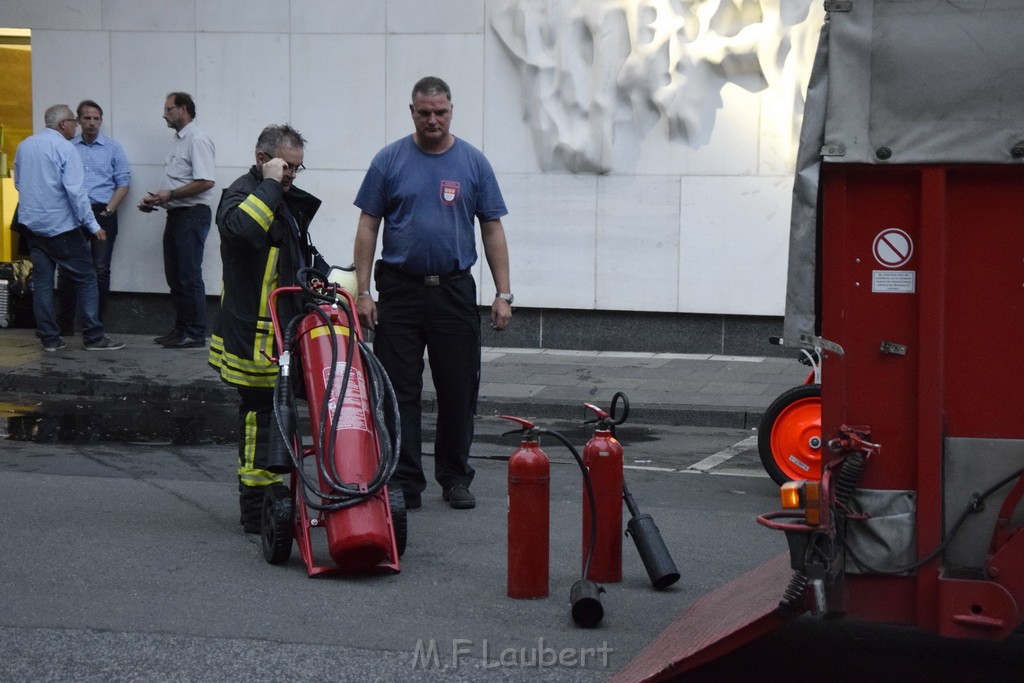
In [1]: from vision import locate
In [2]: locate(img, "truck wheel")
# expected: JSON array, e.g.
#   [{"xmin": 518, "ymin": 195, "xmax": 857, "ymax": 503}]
[
  {"xmin": 388, "ymin": 488, "xmax": 408, "ymax": 558},
  {"xmin": 757, "ymin": 384, "xmax": 822, "ymax": 485},
  {"xmin": 261, "ymin": 484, "xmax": 293, "ymax": 565}
]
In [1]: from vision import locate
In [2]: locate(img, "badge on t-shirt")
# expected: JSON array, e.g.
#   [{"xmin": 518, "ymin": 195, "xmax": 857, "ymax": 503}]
[{"xmin": 440, "ymin": 180, "xmax": 460, "ymax": 206}]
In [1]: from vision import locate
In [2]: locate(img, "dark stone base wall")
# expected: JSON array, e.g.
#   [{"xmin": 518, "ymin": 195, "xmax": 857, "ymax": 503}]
[{"xmin": 101, "ymin": 292, "xmax": 789, "ymax": 358}]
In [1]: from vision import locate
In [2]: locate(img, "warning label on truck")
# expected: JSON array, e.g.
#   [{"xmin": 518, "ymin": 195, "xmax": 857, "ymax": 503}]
[{"xmin": 872, "ymin": 270, "xmax": 916, "ymax": 293}]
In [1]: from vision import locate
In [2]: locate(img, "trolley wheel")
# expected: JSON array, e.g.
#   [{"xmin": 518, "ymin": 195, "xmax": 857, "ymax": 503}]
[
  {"xmin": 388, "ymin": 488, "xmax": 408, "ymax": 558},
  {"xmin": 757, "ymin": 383, "xmax": 822, "ymax": 485},
  {"xmin": 261, "ymin": 484, "xmax": 293, "ymax": 565}
]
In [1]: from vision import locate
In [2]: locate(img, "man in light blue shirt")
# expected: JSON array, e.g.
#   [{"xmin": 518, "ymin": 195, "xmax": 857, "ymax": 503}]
[
  {"xmin": 13, "ymin": 103, "xmax": 124, "ymax": 351},
  {"xmin": 58, "ymin": 99, "xmax": 132, "ymax": 331}
]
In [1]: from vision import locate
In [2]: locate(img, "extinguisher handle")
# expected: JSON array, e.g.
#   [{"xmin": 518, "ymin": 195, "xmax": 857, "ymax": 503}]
[
  {"xmin": 583, "ymin": 392, "xmax": 631, "ymax": 428},
  {"xmin": 500, "ymin": 415, "xmax": 536, "ymax": 431},
  {"xmin": 582, "ymin": 403, "xmax": 609, "ymax": 421}
]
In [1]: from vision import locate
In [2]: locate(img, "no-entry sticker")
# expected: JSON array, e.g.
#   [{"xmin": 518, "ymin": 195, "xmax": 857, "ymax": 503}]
[{"xmin": 873, "ymin": 228, "xmax": 914, "ymax": 268}]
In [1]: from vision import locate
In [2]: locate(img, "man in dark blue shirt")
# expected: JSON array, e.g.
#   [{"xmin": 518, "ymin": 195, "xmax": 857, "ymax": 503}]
[{"xmin": 353, "ymin": 76, "xmax": 513, "ymax": 511}]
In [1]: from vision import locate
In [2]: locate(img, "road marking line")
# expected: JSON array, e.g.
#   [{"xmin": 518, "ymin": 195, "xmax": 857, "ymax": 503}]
[
  {"xmin": 687, "ymin": 435, "xmax": 758, "ymax": 472},
  {"xmin": 625, "ymin": 465, "xmax": 677, "ymax": 473}
]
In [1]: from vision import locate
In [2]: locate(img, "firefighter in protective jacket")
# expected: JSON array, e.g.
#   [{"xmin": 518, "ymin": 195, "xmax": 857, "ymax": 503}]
[{"xmin": 208, "ymin": 124, "xmax": 322, "ymax": 533}]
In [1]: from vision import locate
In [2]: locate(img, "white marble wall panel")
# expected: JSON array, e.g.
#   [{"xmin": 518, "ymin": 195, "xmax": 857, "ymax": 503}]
[
  {"xmin": 687, "ymin": 84, "xmax": 762, "ymax": 176},
  {"xmin": 489, "ymin": 173, "xmax": 599, "ymax": 309},
  {"xmin": 6, "ymin": 0, "xmax": 825, "ymax": 314},
  {"xmin": 384, "ymin": 35, "xmax": 486, "ymax": 150},
  {"xmin": 679, "ymin": 176, "xmax": 792, "ymax": 316},
  {"xmin": 290, "ymin": 1, "xmax": 385, "ymax": 34},
  {"xmin": 101, "ymin": 0, "xmax": 194, "ymax": 32},
  {"xmin": 110, "ymin": 32, "xmax": 197, "ymax": 167},
  {"xmin": 596, "ymin": 175, "xmax": 681, "ymax": 312},
  {"xmin": 482, "ymin": 22, "xmax": 543, "ymax": 174},
  {"xmin": 28, "ymin": 31, "xmax": 110, "ymax": 129},
  {"xmin": 758, "ymin": 4, "xmax": 825, "ymax": 176},
  {"xmin": 3, "ymin": 0, "xmax": 103, "ymax": 30},
  {"xmin": 295, "ymin": 169, "xmax": 367, "ymax": 268},
  {"xmin": 196, "ymin": 0, "xmax": 290, "ymax": 33},
  {"xmin": 109, "ymin": 164, "xmax": 227, "ymax": 296},
  {"xmin": 290, "ymin": 34, "xmax": 387, "ymax": 171},
  {"xmin": 196, "ymin": 33, "xmax": 291, "ymax": 169},
  {"xmin": 386, "ymin": 0, "xmax": 486, "ymax": 34}
]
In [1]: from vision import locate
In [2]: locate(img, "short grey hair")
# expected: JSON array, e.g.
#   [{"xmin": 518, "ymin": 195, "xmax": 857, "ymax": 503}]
[
  {"xmin": 412, "ymin": 76, "xmax": 451, "ymax": 102},
  {"xmin": 44, "ymin": 104, "xmax": 74, "ymax": 129},
  {"xmin": 256, "ymin": 124, "xmax": 306, "ymax": 157}
]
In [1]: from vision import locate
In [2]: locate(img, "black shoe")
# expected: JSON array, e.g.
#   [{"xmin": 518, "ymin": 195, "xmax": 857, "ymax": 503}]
[
  {"xmin": 154, "ymin": 330, "xmax": 181, "ymax": 344},
  {"xmin": 42, "ymin": 339, "xmax": 67, "ymax": 352},
  {"xmin": 161, "ymin": 335, "xmax": 206, "ymax": 349},
  {"xmin": 84, "ymin": 336, "xmax": 125, "ymax": 351},
  {"xmin": 403, "ymin": 490, "xmax": 422, "ymax": 509},
  {"xmin": 443, "ymin": 484, "xmax": 476, "ymax": 510}
]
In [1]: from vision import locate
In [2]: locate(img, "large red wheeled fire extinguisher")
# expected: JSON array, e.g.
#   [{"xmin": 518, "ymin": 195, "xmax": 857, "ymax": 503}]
[
  {"xmin": 263, "ymin": 267, "xmax": 404, "ymax": 577},
  {"xmin": 502, "ymin": 416, "xmax": 550, "ymax": 599}
]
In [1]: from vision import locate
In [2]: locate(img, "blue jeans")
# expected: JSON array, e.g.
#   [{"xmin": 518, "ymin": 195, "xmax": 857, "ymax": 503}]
[
  {"xmin": 57, "ymin": 205, "xmax": 117, "ymax": 331},
  {"xmin": 26, "ymin": 229, "xmax": 104, "ymax": 345},
  {"xmin": 163, "ymin": 205, "xmax": 211, "ymax": 338}
]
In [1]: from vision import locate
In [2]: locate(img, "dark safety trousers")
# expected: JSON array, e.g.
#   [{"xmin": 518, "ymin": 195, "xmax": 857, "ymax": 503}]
[
  {"xmin": 373, "ymin": 267, "xmax": 481, "ymax": 496},
  {"xmin": 236, "ymin": 387, "xmax": 285, "ymax": 524}
]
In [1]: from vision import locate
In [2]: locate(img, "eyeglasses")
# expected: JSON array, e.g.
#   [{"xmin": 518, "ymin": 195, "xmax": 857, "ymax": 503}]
[{"xmin": 283, "ymin": 163, "xmax": 306, "ymax": 175}]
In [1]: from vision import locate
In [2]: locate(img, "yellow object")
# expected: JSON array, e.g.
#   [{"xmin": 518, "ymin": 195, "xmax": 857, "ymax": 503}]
[
  {"xmin": 0, "ymin": 177, "xmax": 18, "ymax": 261},
  {"xmin": 780, "ymin": 481, "xmax": 803, "ymax": 509},
  {"xmin": 779, "ymin": 479, "xmax": 821, "ymax": 525},
  {"xmin": 327, "ymin": 264, "xmax": 359, "ymax": 296}
]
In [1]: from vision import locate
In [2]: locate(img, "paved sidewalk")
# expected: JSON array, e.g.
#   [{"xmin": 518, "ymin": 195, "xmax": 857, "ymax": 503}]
[{"xmin": 0, "ymin": 327, "xmax": 809, "ymax": 428}]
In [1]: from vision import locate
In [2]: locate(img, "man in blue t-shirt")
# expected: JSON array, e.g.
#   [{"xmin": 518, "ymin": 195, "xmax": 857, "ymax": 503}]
[{"xmin": 354, "ymin": 76, "xmax": 514, "ymax": 511}]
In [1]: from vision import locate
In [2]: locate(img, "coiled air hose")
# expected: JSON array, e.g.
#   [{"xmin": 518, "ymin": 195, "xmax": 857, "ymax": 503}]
[{"xmin": 272, "ymin": 267, "xmax": 400, "ymax": 512}]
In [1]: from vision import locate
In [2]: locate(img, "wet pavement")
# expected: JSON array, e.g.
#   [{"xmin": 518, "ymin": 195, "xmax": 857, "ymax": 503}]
[{"xmin": 0, "ymin": 327, "xmax": 810, "ymax": 434}]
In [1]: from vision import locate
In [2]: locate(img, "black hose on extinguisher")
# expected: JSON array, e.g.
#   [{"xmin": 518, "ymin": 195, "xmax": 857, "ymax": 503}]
[
  {"xmin": 271, "ymin": 268, "xmax": 400, "ymax": 512},
  {"xmin": 535, "ymin": 427, "xmax": 605, "ymax": 628}
]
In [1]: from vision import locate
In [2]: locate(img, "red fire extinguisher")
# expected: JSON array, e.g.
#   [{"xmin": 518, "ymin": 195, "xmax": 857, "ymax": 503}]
[
  {"xmin": 582, "ymin": 402, "xmax": 624, "ymax": 583},
  {"xmin": 297, "ymin": 303, "xmax": 393, "ymax": 571},
  {"xmin": 502, "ymin": 416, "xmax": 550, "ymax": 599}
]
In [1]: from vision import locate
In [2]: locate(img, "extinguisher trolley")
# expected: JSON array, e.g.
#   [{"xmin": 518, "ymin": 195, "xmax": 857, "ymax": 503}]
[{"xmin": 616, "ymin": 2, "xmax": 1024, "ymax": 679}]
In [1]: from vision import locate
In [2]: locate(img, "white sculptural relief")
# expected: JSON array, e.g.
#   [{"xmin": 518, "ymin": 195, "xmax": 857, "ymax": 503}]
[{"xmin": 491, "ymin": 0, "xmax": 818, "ymax": 173}]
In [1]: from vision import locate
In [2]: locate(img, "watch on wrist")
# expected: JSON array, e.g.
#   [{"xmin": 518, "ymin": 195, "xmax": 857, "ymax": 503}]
[{"xmin": 496, "ymin": 292, "xmax": 514, "ymax": 304}]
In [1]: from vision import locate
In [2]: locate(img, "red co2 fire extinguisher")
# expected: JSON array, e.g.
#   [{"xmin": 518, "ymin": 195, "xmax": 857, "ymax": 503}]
[
  {"xmin": 502, "ymin": 416, "xmax": 550, "ymax": 599},
  {"xmin": 582, "ymin": 402, "xmax": 624, "ymax": 583}
]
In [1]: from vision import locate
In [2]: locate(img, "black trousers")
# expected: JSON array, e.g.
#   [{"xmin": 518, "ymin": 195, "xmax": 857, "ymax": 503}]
[{"xmin": 373, "ymin": 266, "xmax": 481, "ymax": 494}]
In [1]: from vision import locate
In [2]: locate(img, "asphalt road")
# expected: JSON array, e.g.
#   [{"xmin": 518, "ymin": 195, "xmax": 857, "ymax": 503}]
[
  {"xmin": 4, "ymin": 400, "xmax": 1022, "ymax": 682},
  {"xmin": 0, "ymin": 402, "xmax": 782, "ymax": 682}
]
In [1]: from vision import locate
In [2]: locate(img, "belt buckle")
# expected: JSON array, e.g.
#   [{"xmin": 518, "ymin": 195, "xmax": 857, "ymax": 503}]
[{"xmin": 424, "ymin": 275, "xmax": 440, "ymax": 286}]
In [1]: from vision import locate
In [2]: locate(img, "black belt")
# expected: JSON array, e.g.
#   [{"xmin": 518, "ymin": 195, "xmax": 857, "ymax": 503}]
[
  {"xmin": 166, "ymin": 204, "xmax": 208, "ymax": 215},
  {"xmin": 380, "ymin": 262, "xmax": 468, "ymax": 286}
]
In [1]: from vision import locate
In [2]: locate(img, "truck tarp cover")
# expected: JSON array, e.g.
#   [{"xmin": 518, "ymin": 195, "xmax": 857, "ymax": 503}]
[{"xmin": 784, "ymin": 0, "xmax": 1024, "ymax": 345}]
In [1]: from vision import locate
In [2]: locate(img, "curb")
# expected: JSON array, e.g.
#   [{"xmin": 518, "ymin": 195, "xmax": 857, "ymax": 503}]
[{"xmin": 2, "ymin": 374, "xmax": 763, "ymax": 430}]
